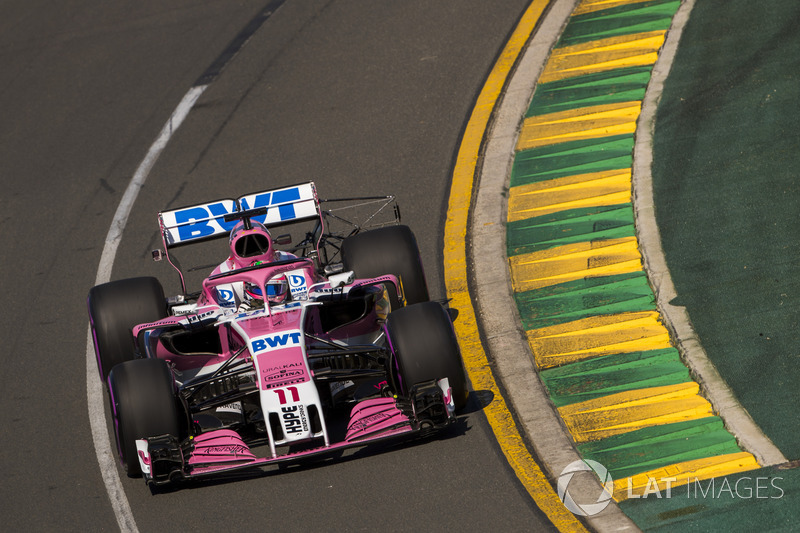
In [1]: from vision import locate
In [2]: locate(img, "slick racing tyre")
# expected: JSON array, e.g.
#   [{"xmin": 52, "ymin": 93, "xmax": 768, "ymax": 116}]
[
  {"xmin": 88, "ymin": 277, "xmax": 167, "ymax": 381},
  {"xmin": 385, "ymin": 301, "xmax": 468, "ymax": 411},
  {"xmin": 341, "ymin": 225, "xmax": 429, "ymax": 309},
  {"xmin": 107, "ymin": 358, "xmax": 181, "ymax": 477}
]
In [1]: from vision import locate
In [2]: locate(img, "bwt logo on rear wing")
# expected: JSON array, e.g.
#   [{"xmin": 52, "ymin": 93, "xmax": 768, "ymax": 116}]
[{"xmin": 159, "ymin": 182, "xmax": 319, "ymax": 247}]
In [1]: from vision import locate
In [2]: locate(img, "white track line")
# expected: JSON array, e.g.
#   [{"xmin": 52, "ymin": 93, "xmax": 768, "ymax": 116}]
[{"xmin": 85, "ymin": 84, "xmax": 207, "ymax": 533}]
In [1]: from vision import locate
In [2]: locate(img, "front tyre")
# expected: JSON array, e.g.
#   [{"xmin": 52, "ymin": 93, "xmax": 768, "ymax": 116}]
[
  {"xmin": 341, "ymin": 225, "xmax": 429, "ymax": 308},
  {"xmin": 88, "ymin": 277, "xmax": 167, "ymax": 381},
  {"xmin": 107, "ymin": 358, "xmax": 181, "ymax": 477},
  {"xmin": 385, "ymin": 301, "xmax": 468, "ymax": 411}
]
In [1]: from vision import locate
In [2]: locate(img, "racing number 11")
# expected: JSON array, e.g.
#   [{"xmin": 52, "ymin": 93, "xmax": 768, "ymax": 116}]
[{"xmin": 274, "ymin": 386, "xmax": 300, "ymax": 404}]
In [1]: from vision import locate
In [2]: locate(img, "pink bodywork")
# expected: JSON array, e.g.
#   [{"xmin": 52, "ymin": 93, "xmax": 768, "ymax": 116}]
[
  {"xmin": 131, "ymin": 260, "xmax": 401, "ymax": 375},
  {"xmin": 130, "ymin": 260, "xmax": 415, "ymax": 481},
  {"xmin": 184, "ymin": 397, "xmax": 413, "ymax": 478}
]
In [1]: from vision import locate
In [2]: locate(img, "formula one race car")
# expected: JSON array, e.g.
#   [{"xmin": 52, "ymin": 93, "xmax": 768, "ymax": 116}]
[{"xmin": 88, "ymin": 182, "xmax": 467, "ymax": 486}]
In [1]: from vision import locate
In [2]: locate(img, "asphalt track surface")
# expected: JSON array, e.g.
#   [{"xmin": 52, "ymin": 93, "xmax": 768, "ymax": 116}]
[{"xmin": 0, "ymin": 1, "xmax": 561, "ymax": 531}]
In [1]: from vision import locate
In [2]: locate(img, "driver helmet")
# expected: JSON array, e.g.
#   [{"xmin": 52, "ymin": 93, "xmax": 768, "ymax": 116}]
[
  {"xmin": 244, "ymin": 278, "xmax": 289, "ymax": 305},
  {"xmin": 229, "ymin": 220, "xmax": 275, "ymax": 268}
]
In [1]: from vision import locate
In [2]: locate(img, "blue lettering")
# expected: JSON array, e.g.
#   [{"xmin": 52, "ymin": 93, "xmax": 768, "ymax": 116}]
[
  {"xmin": 172, "ymin": 186, "xmax": 306, "ymax": 243},
  {"xmin": 265, "ymin": 332, "xmax": 302, "ymax": 348},
  {"xmin": 252, "ymin": 332, "xmax": 302, "ymax": 353},
  {"xmin": 240, "ymin": 192, "xmax": 271, "ymax": 224},
  {"xmin": 241, "ymin": 188, "xmax": 300, "ymax": 222},
  {"xmin": 207, "ymin": 202, "xmax": 239, "ymax": 231},
  {"xmin": 175, "ymin": 207, "xmax": 214, "ymax": 241},
  {"xmin": 272, "ymin": 188, "xmax": 300, "ymax": 221},
  {"xmin": 264, "ymin": 336, "xmax": 283, "ymax": 349}
]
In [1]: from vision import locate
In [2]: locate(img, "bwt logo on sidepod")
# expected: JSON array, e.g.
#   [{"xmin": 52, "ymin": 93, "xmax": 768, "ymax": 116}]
[
  {"xmin": 174, "ymin": 188, "xmax": 302, "ymax": 242},
  {"xmin": 252, "ymin": 331, "xmax": 302, "ymax": 353},
  {"xmin": 288, "ymin": 273, "xmax": 308, "ymax": 299},
  {"xmin": 217, "ymin": 288, "xmax": 235, "ymax": 307}
]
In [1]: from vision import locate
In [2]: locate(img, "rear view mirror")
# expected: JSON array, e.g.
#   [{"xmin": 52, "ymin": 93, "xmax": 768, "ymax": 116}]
[
  {"xmin": 274, "ymin": 234, "xmax": 292, "ymax": 245},
  {"xmin": 328, "ymin": 271, "xmax": 355, "ymax": 289}
]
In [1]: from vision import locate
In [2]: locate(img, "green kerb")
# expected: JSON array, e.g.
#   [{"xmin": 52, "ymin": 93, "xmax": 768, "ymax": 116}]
[
  {"xmin": 507, "ymin": 204, "xmax": 635, "ymax": 256},
  {"xmin": 527, "ymin": 66, "xmax": 653, "ymax": 118},
  {"xmin": 578, "ymin": 417, "xmax": 743, "ymax": 480},
  {"xmin": 515, "ymin": 271, "xmax": 656, "ymax": 330},
  {"xmin": 540, "ymin": 348, "xmax": 689, "ymax": 407},
  {"xmin": 511, "ymin": 135, "xmax": 634, "ymax": 187},
  {"xmin": 558, "ymin": 0, "xmax": 681, "ymax": 48}
]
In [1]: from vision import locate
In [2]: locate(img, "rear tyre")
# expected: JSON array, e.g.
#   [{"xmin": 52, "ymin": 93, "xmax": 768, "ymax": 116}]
[
  {"xmin": 385, "ymin": 301, "xmax": 468, "ymax": 411},
  {"xmin": 341, "ymin": 225, "xmax": 429, "ymax": 308},
  {"xmin": 107, "ymin": 358, "xmax": 181, "ymax": 477},
  {"xmin": 88, "ymin": 277, "xmax": 167, "ymax": 381}
]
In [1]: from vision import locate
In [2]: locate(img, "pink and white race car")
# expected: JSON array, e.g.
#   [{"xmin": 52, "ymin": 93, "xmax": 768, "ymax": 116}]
[{"xmin": 88, "ymin": 182, "xmax": 467, "ymax": 486}]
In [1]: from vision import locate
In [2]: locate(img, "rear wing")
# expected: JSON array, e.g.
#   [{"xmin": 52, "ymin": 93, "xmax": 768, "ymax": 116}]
[
  {"xmin": 159, "ymin": 182, "xmax": 320, "ymax": 248},
  {"xmin": 154, "ymin": 181, "xmax": 402, "ymax": 297},
  {"xmin": 157, "ymin": 182, "xmax": 322, "ymax": 295}
]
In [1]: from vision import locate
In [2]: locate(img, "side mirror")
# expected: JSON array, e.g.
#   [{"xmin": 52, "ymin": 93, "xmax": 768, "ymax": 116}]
[
  {"xmin": 328, "ymin": 271, "xmax": 355, "ymax": 289},
  {"xmin": 274, "ymin": 234, "xmax": 292, "ymax": 245}
]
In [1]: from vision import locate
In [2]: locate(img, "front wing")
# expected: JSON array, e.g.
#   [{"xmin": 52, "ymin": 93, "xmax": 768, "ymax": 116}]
[{"xmin": 136, "ymin": 379, "xmax": 455, "ymax": 485}]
